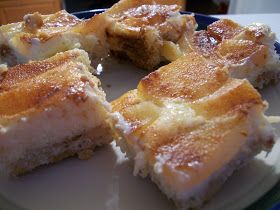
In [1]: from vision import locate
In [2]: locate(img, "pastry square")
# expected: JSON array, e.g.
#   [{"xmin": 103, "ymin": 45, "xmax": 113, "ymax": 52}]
[
  {"xmin": 179, "ymin": 19, "xmax": 280, "ymax": 88},
  {"xmin": 112, "ymin": 52, "xmax": 275, "ymax": 209},
  {"xmin": 100, "ymin": 0, "xmax": 197, "ymax": 69},
  {"xmin": 0, "ymin": 10, "xmax": 106, "ymax": 66},
  {"xmin": 0, "ymin": 49, "xmax": 112, "ymax": 175}
]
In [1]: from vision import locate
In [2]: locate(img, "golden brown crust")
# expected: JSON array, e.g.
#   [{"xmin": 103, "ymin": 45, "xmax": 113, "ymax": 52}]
[
  {"xmin": 109, "ymin": 4, "xmax": 180, "ymax": 28},
  {"xmin": 148, "ymin": 111, "xmax": 252, "ymax": 191},
  {"xmin": 0, "ymin": 50, "xmax": 101, "ymax": 119},
  {"xmin": 138, "ymin": 53, "xmax": 229, "ymax": 101},
  {"xmin": 207, "ymin": 19, "xmax": 242, "ymax": 41},
  {"xmin": 20, "ymin": 10, "xmax": 83, "ymax": 43},
  {"xmin": 183, "ymin": 19, "xmax": 244, "ymax": 59},
  {"xmin": 216, "ymin": 39, "xmax": 269, "ymax": 65},
  {"xmin": 0, "ymin": 62, "xmax": 84, "ymax": 117},
  {"xmin": 190, "ymin": 79, "xmax": 264, "ymax": 118},
  {"xmin": 191, "ymin": 31, "xmax": 219, "ymax": 58},
  {"xmin": 103, "ymin": 0, "xmax": 183, "ymax": 16},
  {"xmin": 0, "ymin": 50, "xmax": 82, "ymax": 90}
]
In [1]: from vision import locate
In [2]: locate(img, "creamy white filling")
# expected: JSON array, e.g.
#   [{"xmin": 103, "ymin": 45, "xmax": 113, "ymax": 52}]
[
  {"xmin": 228, "ymin": 48, "xmax": 280, "ymax": 88},
  {"xmin": 111, "ymin": 112, "xmax": 132, "ymax": 135},
  {"xmin": 154, "ymin": 102, "xmax": 205, "ymax": 136},
  {"xmin": 154, "ymin": 153, "xmax": 172, "ymax": 175},
  {"xmin": 9, "ymin": 32, "xmax": 83, "ymax": 64},
  {"xmin": 85, "ymin": 84, "xmax": 111, "ymax": 112},
  {"xmin": 267, "ymin": 116, "xmax": 280, "ymax": 124}
]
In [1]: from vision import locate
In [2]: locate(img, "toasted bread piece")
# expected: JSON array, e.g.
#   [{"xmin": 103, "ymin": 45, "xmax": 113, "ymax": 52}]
[
  {"xmin": 0, "ymin": 49, "xmax": 112, "ymax": 175},
  {"xmin": 97, "ymin": 0, "xmax": 196, "ymax": 69},
  {"xmin": 0, "ymin": 10, "xmax": 107, "ymax": 67},
  {"xmin": 179, "ymin": 19, "xmax": 280, "ymax": 88},
  {"xmin": 112, "ymin": 53, "xmax": 275, "ymax": 209}
]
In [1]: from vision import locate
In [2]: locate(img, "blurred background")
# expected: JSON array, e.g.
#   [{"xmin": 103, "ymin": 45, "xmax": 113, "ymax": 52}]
[{"xmin": 0, "ymin": 0, "xmax": 279, "ymax": 24}]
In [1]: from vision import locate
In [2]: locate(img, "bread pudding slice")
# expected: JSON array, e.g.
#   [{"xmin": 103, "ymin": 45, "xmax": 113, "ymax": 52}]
[
  {"xmin": 99, "ymin": 0, "xmax": 197, "ymax": 69},
  {"xmin": 179, "ymin": 19, "xmax": 280, "ymax": 88},
  {"xmin": 112, "ymin": 53, "xmax": 275, "ymax": 209},
  {"xmin": 0, "ymin": 49, "xmax": 112, "ymax": 176},
  {"xmin": 0, "ymin": 10, "xmax": 106, "ymax": 67}
]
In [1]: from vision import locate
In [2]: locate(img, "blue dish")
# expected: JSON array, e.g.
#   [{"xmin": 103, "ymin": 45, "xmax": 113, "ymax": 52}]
[{"xmin": 72, "ymin": 9, "xmax": 280, "ymax": 210}]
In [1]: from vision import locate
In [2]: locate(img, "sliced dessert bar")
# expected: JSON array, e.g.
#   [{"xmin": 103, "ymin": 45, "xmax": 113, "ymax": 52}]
[
  {"xmin": 0, "ymin": 10, "xmax": 106, "ymax": 66},
  {"xmin": 0, "ymin": 49, "xmax": 112, "ymax": 175},
  {"xmin": 99, "ymin": 0, "xmax": 197, "ymax": 69},
  {"xmin": 112, "ymin": 52, "xmax": 275, "ymax": 209},
  {"xmin": 179, "ymin": 19, "xmax": 280, "ymax": 88}
]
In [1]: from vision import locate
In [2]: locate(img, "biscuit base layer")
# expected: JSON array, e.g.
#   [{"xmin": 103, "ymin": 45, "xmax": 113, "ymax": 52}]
[{"xmin": 9, "ymin": 125, "xmax": 111, "ymax": 176}]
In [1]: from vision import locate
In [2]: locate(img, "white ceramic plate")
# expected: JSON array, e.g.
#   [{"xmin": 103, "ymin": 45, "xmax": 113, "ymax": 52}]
[{"xmin": 0, "ymin": 57, "xmax": 279, "ymax": 210}]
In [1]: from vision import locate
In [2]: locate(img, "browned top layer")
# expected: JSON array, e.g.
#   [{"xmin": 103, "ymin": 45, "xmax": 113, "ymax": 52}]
[
  {"xmin": 0, "ymin": 63, "xmax": 82, "ymax": 116},
  {"xmin": 216, "ymin": 39, "xmax": 269, "ymax": 65},
  {"xmin": 189, "ymin": 19, "xmax": 243, "ymax": 58},
  {"xmin": 0, "ymin": 50, "xmax": 82, "ymax": 91},
  {"xmin": 104, "ymin": 0, "xmax": 182, "ymax": 15},
  {"xmin": 207, "ymin": 19, "xmax": 242, "ymax": 41},
  {"xmin": 191, "ymin": 31, "xmax": 219, "ymax": 58},
  {"xmin": 111, "ymin": 4, "xmax": 180, "ymax": 27},
  {"xmin": 41, "ymin": 10, "xmax": 82, "ymax": 29},
  {"xmin": 138, "ymin": 53, "xmax": 228, "ymax": 101},
  {"xmin": 0, "ymin": 50, "xmax": 98, "ymax": 119},
  {"xmin": 185, "ymin": 19, "xmax": 269, "ymax": 68},
  {"xmin": 0, "ymin": 10, "xmax": 84, "ymax": 43}
]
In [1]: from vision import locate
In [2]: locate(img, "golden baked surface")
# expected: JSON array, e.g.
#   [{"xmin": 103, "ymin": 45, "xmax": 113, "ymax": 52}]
[
  {"xmin": 0, "ymin": 49, "xmax": 101, "ymax": 123},
  {"xmin": 185, "ymin": 19, "xmax": 267, "ymax": 61},
  {"xmin": 0, "ymin": 50, "xmax": 81, "ymax": 90},
  {"xmin": 110, "ymin": 4, "xmax": 180, "ymax": 27},
  {"xmin": 113, "ymin": 52, "xmax": 265, "ymax": 133}
]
